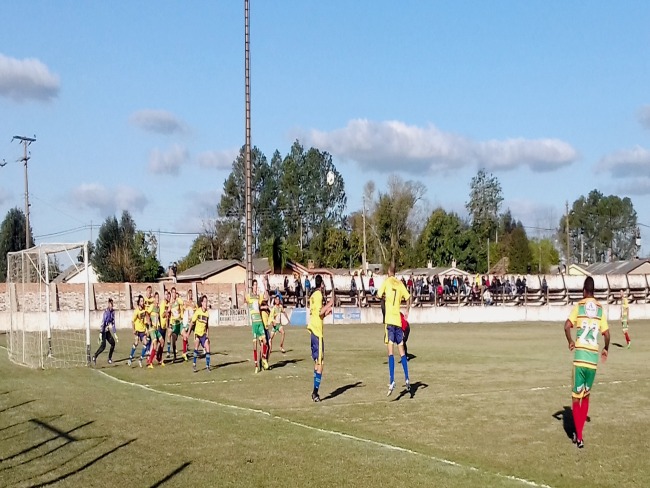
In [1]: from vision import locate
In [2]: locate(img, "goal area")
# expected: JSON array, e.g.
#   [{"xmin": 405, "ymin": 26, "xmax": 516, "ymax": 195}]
[{"xmin": 6, "ymin": 243, "xmax": 91, "ymax": 369}]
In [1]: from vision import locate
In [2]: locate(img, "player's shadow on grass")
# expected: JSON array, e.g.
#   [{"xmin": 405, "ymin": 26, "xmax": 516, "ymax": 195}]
[
  {"xmin": 552, "ymin": 406, "xmax": 575, "ymax": 440},
  {"xmin": 612, "ymin": 342, "xmax": 625, "ymax": 348},
  {"xmin": 0, "ymin": 399, "xmax": 36, "ymax": 414},
  {"xmin": 392, "ymin": 381, "xmax": 428, "ymax": 401},
  {"xmin": 218, "ymin": 360, "xmax": 248, "ymax": 368},
  {"xmin": 321, "ymin": 381, "xmax": 364, "ymax": 401},
  {"xmin": 271, "ymin": 358, "xmax": 304, "ymax": 369},
  {"xmin": 406, "ymin": 353, "xmax": 416, "ymax": 361},
  {"xmin": 150, "ymin": 461, "xmax": 191, "ymax": 488}
]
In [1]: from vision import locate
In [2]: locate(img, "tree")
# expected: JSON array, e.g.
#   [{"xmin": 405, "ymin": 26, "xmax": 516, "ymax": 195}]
[
  {"xmin": 507, "ymin": 223, "xmax": 532, "ymax": 274},
  {"xmin": 466, "ymin": 169, "xmax": 504, "ymax": 241},
  {"xmin": 558, "ymin": 190, "xmax": 638, "ymax": 263},
  {"xmin": 417, "ymin": 208, "xmax": 472, "ymax": 268},
  {"xmin": 92, "ymin": 210, "xmax": 162, "ymax": 282},
  {"xmin": 368, "ymin": 175, "xmax": 426, "ymax": 269},
  {"xmin": 529, "ymin": 238, "xmax": 561, "ymax": 274},
  {"xmin": 0, "ymin": 208, "xmax": 35, "ymax": 281}
]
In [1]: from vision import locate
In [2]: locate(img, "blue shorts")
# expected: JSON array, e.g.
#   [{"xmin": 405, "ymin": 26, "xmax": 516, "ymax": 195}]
[
  {"xmin": 310, "ymin": 333, "xmax": 324, "ymax": 364},
  {"xmin": 386, "ymin": 325, "xmax": 404, "ymax": 345},
  {"xmin": 196, "ymin": 334, "xmax": 208, "ymax": 349},
  {"xmin": 136, "ymin": 331, "xmax": 147, "ymax": 342}
]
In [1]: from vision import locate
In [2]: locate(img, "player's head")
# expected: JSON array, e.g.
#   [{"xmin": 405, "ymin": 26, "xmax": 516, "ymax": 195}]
[
  {"xmin": 188, "ymin": 288, "xmax": 193, "ymax": 299},
  {"xmin": 154, "ymin": 291, "xmax": 159, "ymax": 304},
  {"xmin": 107, "ymin": 298, "xmax": 113, "ymax": 310},
  {"xmin": 274, "ymin": 295, "xmax": 280, "ymax": 306},
  {"xmin": 388, "ymin": 262, "xmax": 396, "ymax": 277},
  {"xmin": 137, "ymin": 295, "xmax": 144, "ymax": 308},
  {"xmin": 200, "ymin": 295, "xmax": 208, "ymax": 310},
  {"xmin": 252, "ymin": 279, "xmax": 258, "ymax": 293},
  {"xmin": 171, "ymin": 287, "xmax": 177, "ymax": 298},
  {"xmin": 165, "ymin": 289, "xmax": 171, "ymax": 300},
  {"xmin": 315, "ymin": 274, "xmax": 323, "ymax": 290},
  {"xmin": 146, "ymin": 285, "xmax": 152, "ymax": 297},
  {"xmin": 583, "ymin": 276, "xmax": 595, "ymax": 298}
]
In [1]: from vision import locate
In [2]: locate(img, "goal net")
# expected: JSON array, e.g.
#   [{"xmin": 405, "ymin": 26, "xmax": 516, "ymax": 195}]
[{"xmin": 7, "ymin": 242, "xmax": 91, "ymax": 369}]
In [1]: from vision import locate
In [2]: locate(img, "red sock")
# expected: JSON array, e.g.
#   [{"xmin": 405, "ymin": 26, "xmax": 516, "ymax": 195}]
[
  {"xmin": 183, "ymin": 339, "xmax": 188, "ymax": 354},
  {"xmin": 148, "ymin": 344, "xmax": 156, "ymax": 364},
  {"xmin": 624, "ymin": 331, "xmax": 630, "ymax": 344},
  {"xmin": 582, "ymin": 396, "xmax": 590, "ymax": 425},
  {"xmin": 262, "ymin": 343, "xmax": 268, "ymax": 359},
  {"xmin": 572, "ymin": 399, "xmax": 584, "ymax": 440},
  {"xmin": 253, "ymin": 349, "xmax": 258, "ymax": 363}
]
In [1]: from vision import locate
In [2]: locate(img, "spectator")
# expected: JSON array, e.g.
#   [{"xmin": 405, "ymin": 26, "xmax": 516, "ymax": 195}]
[
  {"xmin": 542, "ymin": 276, "xmax": 548, "ymax": 296},
  {"xmin": 483, "ymin": 288, "xmax": 494, "ymax": 306},
  {"xmin": 305, "ymin": 275, "xmax": 311, "ymax": 296},
  {"xmin": 295, "ymin": 275, "xmax": 304, "ymax": 308},
  {"xmin": 350, "ymin": 274, "xmax": 359, "ymax": 306},
  {"xmin": 368, "ymin": 274, "xmax": 376, "ymax": 296},
  {"xmin": 283, "ymin": 275, "xmax": 290, "ymax": 298}
]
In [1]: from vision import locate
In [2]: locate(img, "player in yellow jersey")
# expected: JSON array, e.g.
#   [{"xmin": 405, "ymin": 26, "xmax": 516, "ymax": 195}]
[
  {"xmin": 377, "ymin": 263, "xmax": 412, "ymax": 396},
  {"xmin": 308, "ymin": 275, "xmax": 334, "ymax": 402},
  {"xmin": 146, "ymin": 292, "xmax": 166, "ymax": 368},
  {"xmin": 621, "ymin": 292, "xmax": 631, "ymax": 348},
  {"xmin": 168, "ymin": 287, "xmax": 186, "ymax": 361},
  {"xmin": 183, "ymin": 288, "xmax": 197, "ymax": 355},
  {"xmin": 188, "ymin": 295, "xmax": 211, "ymax": 372},
  {"xmin": 247, "ymin": 279, "xmax": 269, "ymax": 373},
  {"xmin": 161, "ymin": 289, "xmax": 170, "ymax": 358},
  {"xmin": 128, "ymin": 295, "xmax": 149, "ymax": 367},
  {"xmin": 564, "ymin": 276, "xmax": 610, "ymax": 449},
  {"xmin": 144, "ymin": 285, "xmax": 155, "ymax": 313},
  {"xmin": 269, "ymin": 295, "xmax": 290, "ymax": 354}
]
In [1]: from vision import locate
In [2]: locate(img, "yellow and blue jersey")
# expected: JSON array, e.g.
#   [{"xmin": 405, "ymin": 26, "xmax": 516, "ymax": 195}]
[
  {"xmin": 377, "ymin": 277, "xmax": 410, "ymax": 327},
  {"xmin": 308, "ymin": 290, "xmax": 324, "ymax": 338}
]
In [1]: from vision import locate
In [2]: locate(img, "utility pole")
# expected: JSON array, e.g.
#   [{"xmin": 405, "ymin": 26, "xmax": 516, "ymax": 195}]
[
  {"xmin": 580, "ymin": 231, "xmax": 584, "ymax": 264},
  {"xmin": 12, "ymin": 136, "xmax": 36, "ymax": 249},
  {"xmin": 565, "ymin": 201, "xmax": 570, "ymax": 272},
  {"xmin": 362, "ymin": 196, "xmax": 367, "ymax": 274},
  {"xmin": 487, "ymin": 237, "xmax": 490, "ymax": 274},
  {"xmin": 244, "ymin": 0, "xmax": 253, "ymax": 292}
]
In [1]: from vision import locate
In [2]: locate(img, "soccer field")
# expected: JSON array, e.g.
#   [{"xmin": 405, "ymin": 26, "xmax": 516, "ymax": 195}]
[{"xmin": 1, "ymin": 321, "xmax": 648, "ymax": 488}]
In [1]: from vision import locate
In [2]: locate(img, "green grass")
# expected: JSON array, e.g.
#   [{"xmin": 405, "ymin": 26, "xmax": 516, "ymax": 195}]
[{"xmin": 1, "ymin": 321, "xmax": 649, "ymax": 488}]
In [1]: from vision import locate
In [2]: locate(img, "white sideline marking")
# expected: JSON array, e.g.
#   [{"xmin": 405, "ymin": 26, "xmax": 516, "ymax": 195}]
[
  {"xmin": 96, "ymin": 370, "xmax": 552, "ymax": 488},
  {"xmin": 150, "ymin": 374, "xmax": 301, "ymax": 388}
]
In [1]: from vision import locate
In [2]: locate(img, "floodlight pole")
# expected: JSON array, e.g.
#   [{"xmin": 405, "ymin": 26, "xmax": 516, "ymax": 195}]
[
  {"xmin": 12, "ymin": 136, "xmax": 36, "ymax": 249},
  {"xmin": 362, "ymin": 196, "xmax": 367, "ymax": 274},
  {"xmin": 244, "ymin": 0, "xmax": 253, "ymax": 292}
]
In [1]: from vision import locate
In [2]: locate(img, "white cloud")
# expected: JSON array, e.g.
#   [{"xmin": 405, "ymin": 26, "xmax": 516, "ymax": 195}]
[
  {"xmin": 197, "ymin": 149, "xmax": 238, "ymax": 170},
  {"xmin": 302, "ymin": 119, "xmax": 578, "ymax": 174},
  {"xmin": 130, "ymin": 109, "xmax": 187, "ymax": 135},
  {"xmin": 148, "ymin": 144, "xmax": 189, "ymax": 175},
  {"xmin": 0, "ymin": 53, "xmax": 60, "ymax": 102},
  {"xmin": 616, "ymin": 177, "xmax": 650, "ymax": 196},
  {"xmin": 638, "ymin": 105, "xmax": 650, "ymax": 130},
  {"xmin": 597, "ymin": 145, "xmax": 650, "ymax": 178},
  {"xmin": 71, "ymin": 183, "xmax": 148, "ymax": 216}
]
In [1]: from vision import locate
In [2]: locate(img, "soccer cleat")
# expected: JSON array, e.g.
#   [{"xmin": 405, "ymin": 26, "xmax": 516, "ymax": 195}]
[
  {"xmin": 159, "ymin": 361, "xmax": 165, "ymax": 367},
  {"xmin": 193, "ymin": 364, "xmax": 197, "ymax": 373},
  {"xmin": 91, "ymin": 356, "xmax": 96, "ymax": 367},
  {"xmin": 139, "ymin": 359, "xmax": 143, "ymax": 368},
  {"xmin": 107, "ymin": 359, "xmax": 113, "ymax": 365},
  {"xmin": 127, "ymin": 357, "xmax": 132, "ymax": 366},
  {"xmin": 147, "ymin": 364, "xmax": 154, "ymax": 369},
  {"xmin": 572, "ymin": 433, "xmax": 577, "ymax": 444},
  {"xmin": 206, "ymin": 366, "xmax": 211, "ymax": 372},
  {"xmin": 182, "ymin": 353, "xmax": 188, "ymax": 362},
  {"xmin": 628, "ymin": 342, "xmax": 631, "ymax": 349},
  {"xmin": 255, "ymin": 366, "xmax": 260, "ymax": 374},
  {"xmin": 405, "ymin": 380, "xmax": 411, "ymax": 392},
  {"xmin": 387, "ymin": 381, "xmax": 396, "ymax": 396},
  {"xmin": 166, "ymin": 352, "xmax": 171, "ymax": 359},
  {"xmin": 262, "ymin": 359, "xmax": 269, "ymax": 370},
  {"xmin": 576, "ymin": 439, "xmax": 584, "ymax": 449},
  {"xmin": 281, "ymin": 348, "xmax": 286, "ymax": 354},
  {"xmin": 312, "ymin": 392, "xmax": 321, "ymax": 402}
]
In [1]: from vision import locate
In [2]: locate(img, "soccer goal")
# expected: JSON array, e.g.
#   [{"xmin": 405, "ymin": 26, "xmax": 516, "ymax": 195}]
[{"xmin": 7, "ymin": 243, "xmax": 91, "ymax": 369}]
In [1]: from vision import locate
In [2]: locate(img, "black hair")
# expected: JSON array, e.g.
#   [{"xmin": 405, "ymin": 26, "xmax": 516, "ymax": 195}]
[{"xmin": 583, "ymin": 276, "xmax": 595, "ymax": 296}]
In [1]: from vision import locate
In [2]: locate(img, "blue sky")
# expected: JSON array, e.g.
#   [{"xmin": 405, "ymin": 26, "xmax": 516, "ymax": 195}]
[{"xmin": 1, "ymin": 1, "xmax": 650, "ymax": 267}]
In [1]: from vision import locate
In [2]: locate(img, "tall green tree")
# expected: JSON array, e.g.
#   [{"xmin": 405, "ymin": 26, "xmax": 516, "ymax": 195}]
[
  {"xmin": 0, "ymin": 208, "xmax": 35, "ymax": 281},
  {"xmin": 558, "ymin": 190, "xmax": 638, "ymax": 263},
  {"xmin": 529, "ymin": 238, "xmax": 561, "ymax": 274},
  {"xmin": 507, "ymin": 223, "xmax": 532, "ymax": 274},
  {"xmin": 466, "ymin": 169, "xmax": 504, "ymax": 241},
  {"xmin": 92, "ymin": 211, "xmax": 162, "ymax": 282},
  {"xmin": 417, "ymin": 208, "xmax": 472, "ymax": 268}
]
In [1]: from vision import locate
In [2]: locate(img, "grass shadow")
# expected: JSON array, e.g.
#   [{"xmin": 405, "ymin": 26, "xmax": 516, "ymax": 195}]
[
  {"xmin": 218, "ymin": 360, "xmax": 248, "ymax": 368},
  {"xmin": 552, "ymin": 406, "xmax": 575, "ymax": 440},
  {"xmin": 2, "ymin": 420, "xmax": 94, "ymax": 462},
  {"xmin": 150, "ymin": 461, "xmax": 191, "ymax": 487},
  {"xmin": 393, "ymin": 381, "xmax": 428, "ymax": 401},
  {"xmin": 321, "ymin": 382, "xmax": 364, "ymax": 401},
  {"xmin": 0, "ymin": 399, "xmax": 36, "ymax": 414},
  {"xmin": 271, "ymin": 358, "xmax": 304, "ymax": 369},
  {"xmin": 612, "ymin": 342, "xmax": 624, "ymax": 348}
]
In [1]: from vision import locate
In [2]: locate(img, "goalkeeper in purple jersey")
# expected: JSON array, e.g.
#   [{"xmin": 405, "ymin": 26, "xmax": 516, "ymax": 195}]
[{"xmin": 92, "ymin": 299, "xmax": 117, "ymax": 365}]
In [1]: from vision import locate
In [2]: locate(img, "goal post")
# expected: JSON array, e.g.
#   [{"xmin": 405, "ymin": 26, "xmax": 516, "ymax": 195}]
[{"xmin": 7, "ymin": 242, "xmax": 91, "ymax": 369}]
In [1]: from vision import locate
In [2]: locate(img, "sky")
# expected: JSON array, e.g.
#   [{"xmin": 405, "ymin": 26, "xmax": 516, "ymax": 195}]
[{"xmin": 1, "ymin": 1, "xmax": 650, "ymax": 268}]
